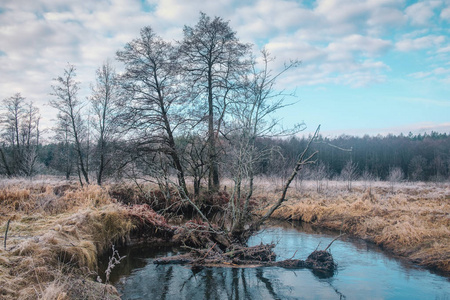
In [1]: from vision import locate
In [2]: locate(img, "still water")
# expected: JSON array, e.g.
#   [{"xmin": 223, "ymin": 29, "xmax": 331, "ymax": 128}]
[{"xmin": 105, "ymin": 222, "xmax": 450, "ymax": 299}]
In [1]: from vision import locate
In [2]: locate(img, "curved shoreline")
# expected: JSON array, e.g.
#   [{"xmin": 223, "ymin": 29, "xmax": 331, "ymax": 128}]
[{"xmin": 255, "ymin": 182, "xmax": 450, "ymax": 275}]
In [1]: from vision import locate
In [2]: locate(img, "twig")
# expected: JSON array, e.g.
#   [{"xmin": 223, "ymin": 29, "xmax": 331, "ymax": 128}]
[
  {"xmin": 4, "ymin": 219, "xmax": 10, "ymax": 250},
  {"xmin": 315, "ymin": 241, "xmax": 322, "ymax": 251},
  {"xmin": 102, "ymin": 245, "xmax": 126, "ymax": 299},
  {"xmin": 181, "ymin": 244, "xmax": 203, "ymax": 253},
  {"xmin": 173, "ymin": 179, "xmax": 218, "ymax": 234},
  {"xmin": 289, "ymin": 250, "xmax": 298, "ymax": 259},
  {"xmin": 324, "ymin": 233, "xmax": 346, "ymax": 252},
  {"xmin": 316, "ymin": 141, "xmax": 352, "ymax": 152},
  {"xmin": 202, "ymin": 243, "xmax": 217, "ymax": 259}
]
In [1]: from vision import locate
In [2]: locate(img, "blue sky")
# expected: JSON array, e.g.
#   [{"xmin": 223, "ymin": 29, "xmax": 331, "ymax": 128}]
[{"xmin": 0, "ymin": 0, "xmax": 449, "ymax": 137}]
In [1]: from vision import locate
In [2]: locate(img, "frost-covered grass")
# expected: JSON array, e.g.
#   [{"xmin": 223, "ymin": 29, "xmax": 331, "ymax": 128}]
[{"xmin": 252, "ymin": 178, "xmax": 450, "ymax": 274}]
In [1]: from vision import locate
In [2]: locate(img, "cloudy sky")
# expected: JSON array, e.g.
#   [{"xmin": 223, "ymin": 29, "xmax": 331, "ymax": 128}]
[{"xmin": 1, "ymin": 0, "xmax": 449, "ymax": 137}]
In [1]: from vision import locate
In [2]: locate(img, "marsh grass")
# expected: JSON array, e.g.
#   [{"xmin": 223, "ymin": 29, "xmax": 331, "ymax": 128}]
[
  {"xmin": 253, "ymin": 179, "xmax": 450, "ymax": 274},
  {"xmin": 0, "ymin": 179, "xmax": 131, "ymax": 300}
]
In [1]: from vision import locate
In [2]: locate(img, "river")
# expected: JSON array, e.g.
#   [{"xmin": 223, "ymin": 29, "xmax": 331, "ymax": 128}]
[{"xmin": 103, "ymin": 221, "xmax": 450, "ymax": 299}]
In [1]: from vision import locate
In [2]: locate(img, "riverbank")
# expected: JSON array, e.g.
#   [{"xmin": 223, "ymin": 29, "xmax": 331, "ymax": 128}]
[
  {"xmin": 253, "ymin": 179, "xmax": 450, "ymax": 274},
  {"xmin": 0, "ymin": 179, "xmax": 173, "ymax": 300},
  {"xmin": 1, "ymin": 178, "xmax": 448, "ymax": 299}
]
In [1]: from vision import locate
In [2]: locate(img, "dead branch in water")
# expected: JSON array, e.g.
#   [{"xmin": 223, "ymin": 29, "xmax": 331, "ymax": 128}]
[
  {"xmin": 154, "ymin": 243, "xmax": 336, "ymax": 275},
  {"xmin": 324, "ymin": 233, "xmax": 346, "ymax": 251}
]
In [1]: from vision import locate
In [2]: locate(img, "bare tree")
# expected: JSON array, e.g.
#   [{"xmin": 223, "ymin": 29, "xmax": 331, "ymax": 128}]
[
  {"xmin": 0, "ymin": 93, "xmax": 40, "ymax": 176},
  {"xmin": 179, "ymin": 12, "xmax": 251, "ymax": 192},
  {"xmin": 341, "ymin": 159, "xmax": 358, "ymax": 191},
  {"xmin": 117, "ymin": 26, "xmax": 188, "ymax": 194},
  {"xmin": 314, "ymin": 161, "xmax": 329, "ymax": 193},
  {"xmin": 53, "ymin": 120, "xmax": 75, "ymax": 180},
  {"xmin": 361, "ymin": 167, "xmax": 376, "ymax": 189},
  {"xmin": 388, "ymin": 166, "xmax": 404, "ymax": 191},
  {"xmin": 224, "ymin": 49, "xmax": 302, "ymax": 233},
  {"xmin": 90, "ymin": 60, "xmax": 122, "ymax": 185},
  {"xmin": 49, "ymin": 64, "xmax": 89, "ymax": 185}
]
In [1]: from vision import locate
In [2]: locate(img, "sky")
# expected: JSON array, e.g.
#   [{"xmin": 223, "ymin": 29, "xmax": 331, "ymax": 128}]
[{"xmin": 0, "ymin": 0, "xmax": 449, "ymax": 138}]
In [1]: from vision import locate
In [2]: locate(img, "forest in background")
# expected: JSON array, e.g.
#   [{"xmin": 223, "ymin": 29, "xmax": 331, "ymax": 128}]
[
  {"xmin": 6, "ymin": 131, "xmax": 450, "ymax": 184},
  {"xmin": 256, "ymin": 132, "xmax": 450, "ymax": 182}
]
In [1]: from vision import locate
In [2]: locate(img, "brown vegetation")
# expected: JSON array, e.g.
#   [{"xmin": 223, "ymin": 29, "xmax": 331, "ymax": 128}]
[
  {"xmin": 0, "ymin": 179, "xmax": 173, "ymax": 300},
  {"xmin": 254, "ymin": 179, "xmax": 450, "ymax": 274},
  {"xmin": 1, "ymin": 178, "xmax": 448, "ymax": 299}
]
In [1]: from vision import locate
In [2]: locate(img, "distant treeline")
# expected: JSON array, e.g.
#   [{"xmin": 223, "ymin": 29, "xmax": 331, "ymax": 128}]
[
  {"xmin": 254, "ymin": 132, "xmax": 450, "ymax": 182},
  {"xmin": 33, "ymin": 131, "xmax": 450, "ymax": 183}
]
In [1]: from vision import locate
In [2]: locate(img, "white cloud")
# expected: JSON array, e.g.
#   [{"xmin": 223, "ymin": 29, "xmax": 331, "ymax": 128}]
[
  {"xmin": 437, "ymin": 45, "xmax": 450, "ymax": 53},
  {"xmin": 396, "ymin": 35, "xmax": 446, "ymax": 51},
  {"xmin": 327, "ymin": 35, "xmax": 392, "ymax": 58},
  {"xmin": 441, "ymin": 6, "xmax": 450, "ymax": 20},
  {"xmin": 314, "ymin": 0, "xmax": 405, "ymax": 35},
  {"xmin": 0, "ymin": 0, "xmax": 448, "ymax": 133},
  {"xmin": 265, "ymin": 38, "xmax": 325, "ymax": 63},
  {"xmin": 405, "ymin": 0, "xmax": 442, "ymax": 25},
  {"xmin": 409, "ymin": 67, "xmax": 450, "ymax": 84},
  {"xmin": 367, "ymin": 6, "xmax": 406, "ymax": 27}
]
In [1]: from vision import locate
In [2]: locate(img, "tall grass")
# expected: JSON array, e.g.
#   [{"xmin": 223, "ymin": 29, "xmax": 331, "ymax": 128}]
[{"xmin": 0, "ymin": 180, "xmax": 132, "ymax": 300}]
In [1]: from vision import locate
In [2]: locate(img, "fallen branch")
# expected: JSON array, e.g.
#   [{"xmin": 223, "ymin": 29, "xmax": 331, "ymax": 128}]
[
  {"xmin": 153, "ymin": 242, "xmax": 336, "ymax": 275},
  {"xmin": 253, "ymin": 125, "xmax": 321, "ymax": 228}
]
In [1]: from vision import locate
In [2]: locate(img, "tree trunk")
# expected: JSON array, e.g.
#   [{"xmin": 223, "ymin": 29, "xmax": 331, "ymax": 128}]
[{"xmin": 207, "ymin": 67, "xmax": 220, "ymax": 192}]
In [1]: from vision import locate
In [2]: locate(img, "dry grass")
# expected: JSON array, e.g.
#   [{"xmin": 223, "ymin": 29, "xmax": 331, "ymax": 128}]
[
  {"xmin": 1, "ymin": 176, "xmax": 448, "ymax": 299},
  {"xmin": 0, "ymin": 179, "xmax": 133, "ymax": 300},
  {"xmin": 253, "ymin": 178, "xmax": 450, "ymax": 274}
]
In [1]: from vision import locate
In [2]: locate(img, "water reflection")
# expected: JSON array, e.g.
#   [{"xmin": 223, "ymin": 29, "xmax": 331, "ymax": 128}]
[{"xmin": 106, "ymin": 222, "xmax": 450, "ymax": 300}]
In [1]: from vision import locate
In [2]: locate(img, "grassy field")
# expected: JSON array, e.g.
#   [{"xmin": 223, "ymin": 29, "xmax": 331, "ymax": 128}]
[
  {"xmin": 0, "ymin": 178, "xmax": 449, "ymax": 299},
  {"xmin": 251, "ymin": 178, "xmax": 450, "ymax": 274}
]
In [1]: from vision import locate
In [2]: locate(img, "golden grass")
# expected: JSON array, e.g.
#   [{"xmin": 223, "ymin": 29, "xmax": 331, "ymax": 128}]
[
  {"xmin": 253, "ymin": 179, "xmax": 450, "ymax": 274},
  {"xmin": 0, "ymin": 180, "xmax": 131, "ymax": 300}
]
